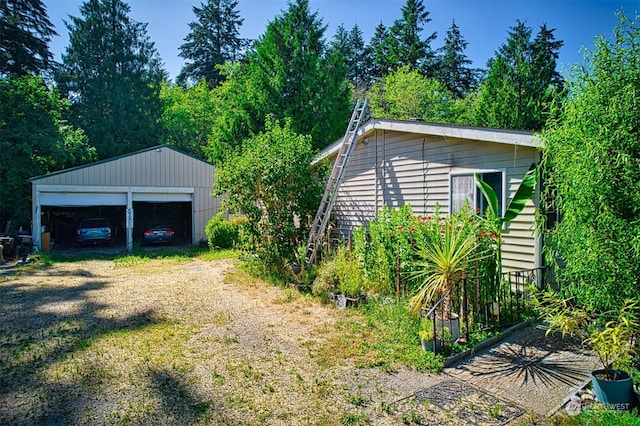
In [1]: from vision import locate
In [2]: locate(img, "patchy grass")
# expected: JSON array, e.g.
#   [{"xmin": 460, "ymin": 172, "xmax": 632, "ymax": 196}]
[
  {"xmin": 549, "ymin": 407, "xmax": 640, "ymax": 425},
  {"xmin": 195, "ymin": 248, "xmax": 240, "ymax": 261},
  {"xmin": 309, "ymin": 299, "xmax": 444, "ymax": 373},
  {"xmin": 1, "ymin": 256, "xmax": 450, "ymax": 425},
  {"xmin": 1, "ymin": 255, "xmax": 547, "ymax": 425}
]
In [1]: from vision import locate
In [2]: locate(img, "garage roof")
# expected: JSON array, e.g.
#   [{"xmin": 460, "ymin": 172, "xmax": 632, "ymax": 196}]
[{"xmin": 30, "ymin": 145, "xmax": 214, "ymax": 188}]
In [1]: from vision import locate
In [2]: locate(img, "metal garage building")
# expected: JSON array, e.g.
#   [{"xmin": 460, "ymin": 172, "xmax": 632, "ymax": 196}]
[{"xmin": 30, "ymin": 145, "xmax": 223, "ymax": 251}]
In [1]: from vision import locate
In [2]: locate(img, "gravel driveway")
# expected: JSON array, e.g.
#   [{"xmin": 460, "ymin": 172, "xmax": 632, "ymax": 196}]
[
  {"xmin": 1, "ymin": 256, "xmax": 556, "ymax": 425},
  {"xmin": 0, "ymin": 256, "xmax": 465, "ymax": 425}
]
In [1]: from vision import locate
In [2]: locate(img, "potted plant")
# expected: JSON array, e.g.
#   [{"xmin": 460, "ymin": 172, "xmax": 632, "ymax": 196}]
[
  {"xmin": 584, "ymin": 300, "xmax": 639, "ymax": 410},
  {"xmin": 418, "ymin": 315, "xmax": 440, "ymax": 352},
  {"xmin": 533, "ymin": 292, "xmax": 639, "ymax": 411},
  {"xmin": 409, "ymin": 208, "xmax": 484, "ymax": 340},
  {"xmin": 291, "ymin": 244, "xmax": 307, "ymax": 275}
]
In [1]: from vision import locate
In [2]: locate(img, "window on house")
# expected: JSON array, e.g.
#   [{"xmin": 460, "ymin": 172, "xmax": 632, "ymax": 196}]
[{"xmin": 450, "ymin": 171, "xmax": 504, "ymax": 215}]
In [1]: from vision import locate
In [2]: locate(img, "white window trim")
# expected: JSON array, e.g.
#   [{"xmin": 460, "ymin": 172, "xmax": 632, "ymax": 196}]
[{"xmin": 449, "ymin": 169, "xmax": 507, "ymax": 217}]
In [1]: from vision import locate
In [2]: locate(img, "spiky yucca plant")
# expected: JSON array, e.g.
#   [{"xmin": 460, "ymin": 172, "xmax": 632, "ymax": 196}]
[{"xmin": 409, "ymin": 209, "xmax": 483, "ymax": 317}]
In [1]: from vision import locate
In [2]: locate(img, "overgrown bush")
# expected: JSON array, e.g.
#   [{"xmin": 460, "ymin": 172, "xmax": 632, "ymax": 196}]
[
  {"xmin": 352, "ymin": 204, "xmax": 497, "ymax": 302},
  {"xmin": 213, "ymin": 118, "xmax": 326, "ymax": 274},
  {"xmin": 311, "ymin": 246, "xmax": 366, "ymax": 300},
  {"xmin": 541, "ymin": 14, "xmax": 640, "ymax": 311},
  {"xmin": 312, "ymin": 256, "xmax": 340, "ymax": 303},
  {"xmin": 335, "ymin": 246, "xmax": 365, "ymax": 298},
  {"xmin": 352, "ymin": 205, "xmax": 419, "ymax": 298},
  {"xmin": 205, "ymin": 216, "xmax": 240, "ymax": 249}
]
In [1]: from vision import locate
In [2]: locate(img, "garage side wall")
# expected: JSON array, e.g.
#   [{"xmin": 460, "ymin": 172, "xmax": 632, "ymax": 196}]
[{"xmin": 333, "ymin": 130, "xmax": 540, "ymax": 271}]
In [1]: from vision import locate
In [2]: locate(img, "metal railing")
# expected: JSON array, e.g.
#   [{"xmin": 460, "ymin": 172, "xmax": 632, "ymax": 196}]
[{"xmin": 424, "ymin": 266, "xmax": 552, "ymax": 353}]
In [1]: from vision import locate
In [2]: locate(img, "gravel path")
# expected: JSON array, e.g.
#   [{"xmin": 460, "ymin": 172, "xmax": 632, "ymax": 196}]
[{"xmin": 0, "ymin": 257, "xmax": 458, "ymax": 425}]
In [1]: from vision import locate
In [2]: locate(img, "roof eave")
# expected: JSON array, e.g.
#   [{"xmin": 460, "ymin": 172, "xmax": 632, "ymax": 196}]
[{"xmin": 313, "ymin": 119, "xmax": 539, "ymax": 164}]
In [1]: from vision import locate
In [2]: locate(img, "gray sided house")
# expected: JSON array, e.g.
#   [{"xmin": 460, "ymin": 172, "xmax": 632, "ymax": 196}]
[
  {"xmin": 319, "ymin": 118, "xmax": 542, "ymax": 272},
  {"xmin": 30, "ymin": 146, "xmax": 223, "ymax": 251}
]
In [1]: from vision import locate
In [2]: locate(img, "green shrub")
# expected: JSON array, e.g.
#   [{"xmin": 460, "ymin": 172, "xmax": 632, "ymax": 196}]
[
  {"xmin": 352, "ymin": 205, "xmax": 418, "ymax": 298},
  {"xmin": 312, "ymin": 257, "xmax": 340, "ymax": 302},
  {"xmin": 335, "ymin": 246, "xmax": 365, "ymax": 298},
  {"xmin": 205, "ymin": 216, "xmax": 239, "ymax": 249},
  {"xmin": 541, "ymin": 15, "xmax": 640, "ymax": 312}
]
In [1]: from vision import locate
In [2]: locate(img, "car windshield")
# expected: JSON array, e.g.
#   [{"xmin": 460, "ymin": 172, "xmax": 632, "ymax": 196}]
[{"xmin": 81, "ymin": 219, "xmax": 108, "ymax": 228}]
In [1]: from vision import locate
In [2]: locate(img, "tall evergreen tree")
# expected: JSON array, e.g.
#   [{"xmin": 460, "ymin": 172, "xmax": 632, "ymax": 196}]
[
  {"xmin": 244, "ymin": 0, "xmax": 351, "ymax": 151},
  {"xmin": 329, "ymin": 24, "xmax": 350, "ymax": 54},
  {"xmin": 436, "ymin": 20, "xmax": 477, "ymax": 98},
  {"xmin": 0, "ymin": 0, "xmax": 57, "ymax": 76},
  {"xmin": 177, "ymin": 0, "xmax": 246, "ymax": 88},
  {"xmin": 56, "ymin": 0, "xmax": 166, "ymax": 159},
  {"xmin": 368, "ymin": 21, "xmax": 392, "ymax": 80},
  {"xmin": 387, "ymin": 0, "xmax": 436, "ymax": 74},
  {"xmin": 469, "ymin": 20, "xmax": 564, "ymax": 131},
  {"xmin": 329, "ymin": 24, "xmax": 370, "ymax": 94},
  {"xmin": 531, "ymin": 24, "xmax": 564, "ymax": 105},
  {"xmin": 348, "ymin": 24, "xmax": 371, "ymax": 93}
]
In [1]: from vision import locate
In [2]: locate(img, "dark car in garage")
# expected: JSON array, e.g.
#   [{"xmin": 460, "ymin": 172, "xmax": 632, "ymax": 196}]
[
  {"xmin": 77, "ymin": 218, "xmax": 112, "ymax": 246},
  {"xmin": 141, "ymin": 225, "xmax": 176, "ymax": 246}
]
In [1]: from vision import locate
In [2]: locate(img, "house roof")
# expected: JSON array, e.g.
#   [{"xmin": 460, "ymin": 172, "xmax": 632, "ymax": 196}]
[
  {"xmin": 315, "ymin": 118, "xmax": 539, "ymax": 163},
  {"xmin": 30, "ymin": 145, "xmax": 212, "ymax": 182}
]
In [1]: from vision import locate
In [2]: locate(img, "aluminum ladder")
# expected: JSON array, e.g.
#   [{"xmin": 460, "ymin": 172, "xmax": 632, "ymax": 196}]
[{"xmin": 304, "ymin": 99, "xmax": 369, "ymax": 269}]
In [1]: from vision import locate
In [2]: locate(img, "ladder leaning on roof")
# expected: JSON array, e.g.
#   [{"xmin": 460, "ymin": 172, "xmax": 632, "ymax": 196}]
[{"xmin": 304, "ymin": 99, "xmax": 369, "ymax": 269}]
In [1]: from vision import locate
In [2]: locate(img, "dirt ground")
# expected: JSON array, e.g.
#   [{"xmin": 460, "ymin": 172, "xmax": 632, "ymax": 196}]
[
  {"xmin": 0, "ymin": 255, "xmax": 558, "ymax": 425},
  {"xmin": 0, "ymin": 256, "xmax": 462, "ymax": 425}
]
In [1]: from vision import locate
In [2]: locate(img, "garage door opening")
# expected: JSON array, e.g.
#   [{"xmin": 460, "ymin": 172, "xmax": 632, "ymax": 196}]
[
  {"xmin": 41, "ymin": 206, "xmax": 126, "ymax": 248},
  {"xmin": 132, "ymin": 201, "xmax": 192, "ymax": 246}
]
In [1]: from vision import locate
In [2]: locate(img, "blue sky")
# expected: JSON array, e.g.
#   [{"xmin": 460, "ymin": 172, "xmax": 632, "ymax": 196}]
[{"xmin": 46, "ymin": 0, "xmax": 639, "ymax": 81}]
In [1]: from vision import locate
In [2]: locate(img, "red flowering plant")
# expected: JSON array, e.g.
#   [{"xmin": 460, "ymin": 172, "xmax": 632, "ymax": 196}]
[{"xmin": 352, "ymin": 205, "xmax": 420, "ymax": 297}]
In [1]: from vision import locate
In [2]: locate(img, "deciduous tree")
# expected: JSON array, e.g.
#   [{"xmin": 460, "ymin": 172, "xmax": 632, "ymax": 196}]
[
  {"xmin": 213, "ymin": 118, "xmax": 324, "ymax": 267},
  {"xmin": 0, "ymin": 75, "xmax": 95, "ymax": 228},
  {"xmin": 159, "ymin": 80, "xmax": 216, "ymax": 158},
  {"xmin": 368, "ymin": 65, "xmax": 456, "ymax": 123}
]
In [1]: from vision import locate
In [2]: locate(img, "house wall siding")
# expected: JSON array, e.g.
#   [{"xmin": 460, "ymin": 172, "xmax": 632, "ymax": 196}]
[{"xmin": 333, "ymin": 129, "xmax": 540, "ymax": 271}]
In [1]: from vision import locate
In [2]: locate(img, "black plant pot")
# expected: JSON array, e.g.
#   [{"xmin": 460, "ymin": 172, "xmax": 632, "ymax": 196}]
[{"xmin": 591, "ymin": 369, "xmax": 637, "ymax": 411}]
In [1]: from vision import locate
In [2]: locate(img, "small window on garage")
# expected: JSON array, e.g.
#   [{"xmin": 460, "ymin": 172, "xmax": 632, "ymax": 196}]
[{"xmin": 450, "ymin": 171, "xmax": 505, "ymax": 215}]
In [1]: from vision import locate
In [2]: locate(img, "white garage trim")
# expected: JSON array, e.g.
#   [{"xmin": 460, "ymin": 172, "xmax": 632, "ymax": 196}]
[
  {"xmin": 35, "ymin": 185, "xmax": 194, "ymax": 194},
  {"xmin": 40, "ymin": 192, "xmax": 127, "ymax": 206},
  {"xmin": 132, "ymin": 193, "xmax": 192, "ymax": 202}
]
